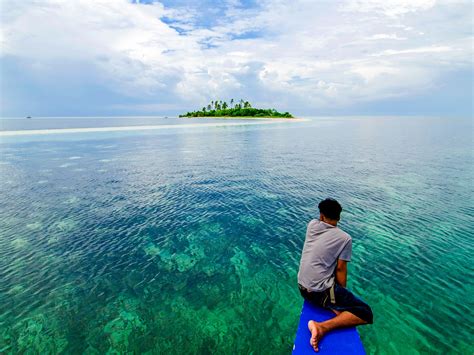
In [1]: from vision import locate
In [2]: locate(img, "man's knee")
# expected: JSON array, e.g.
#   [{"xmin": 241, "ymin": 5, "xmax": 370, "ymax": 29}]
[{"xmin": 364, "ymin": 304, "xmax": 374, "ymax": 324}]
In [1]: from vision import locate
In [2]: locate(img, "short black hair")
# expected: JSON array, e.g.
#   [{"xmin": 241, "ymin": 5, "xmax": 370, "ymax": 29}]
[{"xmin": 318, "ymin": 198, "xmax": 342, "ymax": 220}]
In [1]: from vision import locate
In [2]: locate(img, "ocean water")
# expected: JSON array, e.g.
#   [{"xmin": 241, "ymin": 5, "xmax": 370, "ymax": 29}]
[{"xmin": 0, "ymin": 116, "xmax": 472, "ymax": 354}]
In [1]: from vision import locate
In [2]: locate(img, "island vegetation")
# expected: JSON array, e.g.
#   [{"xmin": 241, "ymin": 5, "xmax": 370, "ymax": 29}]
[{"xmin": 179, "ymin": 99, "xmax": 293, "ymax": 118}]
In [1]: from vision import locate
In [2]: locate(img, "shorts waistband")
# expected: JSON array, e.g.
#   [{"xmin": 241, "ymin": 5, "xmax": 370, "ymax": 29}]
[{"xmin": 298, "ymin": 284, "xmax": 323, "ymax": 294}]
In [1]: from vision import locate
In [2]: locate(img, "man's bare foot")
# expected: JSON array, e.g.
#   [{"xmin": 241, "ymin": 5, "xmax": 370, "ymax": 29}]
[{"xmin": 308, "ymin": 320, "xmax": 326, "ymax": 352}]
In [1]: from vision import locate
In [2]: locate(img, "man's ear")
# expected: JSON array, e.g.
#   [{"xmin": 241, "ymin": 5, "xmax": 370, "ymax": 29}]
[{"xmin": 319, "ymin": 213, "xmax": 324, "ymax": 221}]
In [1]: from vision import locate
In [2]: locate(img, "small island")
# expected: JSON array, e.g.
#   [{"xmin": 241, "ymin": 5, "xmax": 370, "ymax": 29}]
[{"xmin": 179, "ymin": 99, "xmax": 294, "ymax": 118}]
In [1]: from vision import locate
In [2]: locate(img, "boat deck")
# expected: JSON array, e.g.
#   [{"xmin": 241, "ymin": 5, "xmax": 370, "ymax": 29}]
[{"xmin": 293, "ymin": 300, "xmax": 365, "ymax": 354}]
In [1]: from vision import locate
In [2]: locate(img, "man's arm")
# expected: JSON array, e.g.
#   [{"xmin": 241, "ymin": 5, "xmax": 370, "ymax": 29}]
[{"xmin": 335, "ymin": 259, "xmax": 348, "ymax": 287}]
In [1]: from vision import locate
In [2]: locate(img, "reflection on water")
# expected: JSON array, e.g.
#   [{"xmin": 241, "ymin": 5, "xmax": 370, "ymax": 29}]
[{"xmin": 0, "ymin": 117, "xmax": 472, "ymax": 354}]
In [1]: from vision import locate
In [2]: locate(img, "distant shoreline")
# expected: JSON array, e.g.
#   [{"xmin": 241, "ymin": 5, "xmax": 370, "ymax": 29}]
[{"xmin": 180, "ymin": 116, "xmax": 307, "ymax": 122}]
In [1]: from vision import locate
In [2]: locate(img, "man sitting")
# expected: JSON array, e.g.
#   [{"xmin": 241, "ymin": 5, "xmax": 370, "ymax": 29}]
[{"xmin": 298, "ymin": 198, "xmax": 373, "ymax": 352}]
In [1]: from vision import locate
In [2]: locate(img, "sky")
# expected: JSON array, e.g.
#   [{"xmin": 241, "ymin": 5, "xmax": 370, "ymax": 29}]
[{"xmin": 0, "ymin": 0, "xmax": 472, "ymax": 117}]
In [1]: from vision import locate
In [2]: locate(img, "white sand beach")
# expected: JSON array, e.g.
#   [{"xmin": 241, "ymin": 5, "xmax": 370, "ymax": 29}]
[{"xmin": 0, "ymin": 119, "xmax": 306, "ymax": 137}]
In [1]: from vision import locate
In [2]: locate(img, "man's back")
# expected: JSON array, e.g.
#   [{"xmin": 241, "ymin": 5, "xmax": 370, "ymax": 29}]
[{"xmin": 298, "ymin": 219, "xmax": 352, "ymax": 292}]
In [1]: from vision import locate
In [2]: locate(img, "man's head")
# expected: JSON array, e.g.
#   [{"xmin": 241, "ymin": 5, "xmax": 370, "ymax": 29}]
[{"xmin": 318, "ymin": 198, "xmax": 342, "ymax": 225}]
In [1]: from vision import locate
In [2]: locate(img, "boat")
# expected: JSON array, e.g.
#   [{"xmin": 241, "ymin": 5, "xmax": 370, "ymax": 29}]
[{"xmin": 293, "ymin": 300, "xmax": 365, "ymax": 354}]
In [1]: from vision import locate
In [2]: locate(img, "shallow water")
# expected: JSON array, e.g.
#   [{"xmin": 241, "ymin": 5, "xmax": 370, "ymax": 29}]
[{"xmin": 0, "ymin": 116, "xmax": 472, "ymax": 354}]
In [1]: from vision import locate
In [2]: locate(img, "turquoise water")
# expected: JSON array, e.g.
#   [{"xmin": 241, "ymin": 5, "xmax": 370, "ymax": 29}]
[{"xmin": 0, "ymin": 117, "xmax": 472, "ymax": 354}]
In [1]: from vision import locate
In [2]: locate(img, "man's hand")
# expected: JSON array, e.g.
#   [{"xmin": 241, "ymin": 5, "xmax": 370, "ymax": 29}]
[{"xmin": 335, "ymin": 259, "xmax": 348, "ymax": 288}]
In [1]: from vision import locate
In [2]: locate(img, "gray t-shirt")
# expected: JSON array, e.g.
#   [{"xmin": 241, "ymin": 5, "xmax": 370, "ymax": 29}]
[{"xmin": 298, "ymin": 220, "xmax": 352, "ymax": 292}]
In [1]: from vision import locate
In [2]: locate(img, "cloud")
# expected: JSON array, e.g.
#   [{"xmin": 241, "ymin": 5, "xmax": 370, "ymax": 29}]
[
  {"xmin": 372, "ymin": 46, "xmax": 452, "ymax": 56},
  {"xmin": 0, "ymin": 0, "xmax": 472, "ymax": 116},
  {"xmin": 365, "ymin": 34, "xmax": 407, "ymax": 40},
  {"xmin": 342, "ymin": 0, "xmax": 436, "ymax": 17}
]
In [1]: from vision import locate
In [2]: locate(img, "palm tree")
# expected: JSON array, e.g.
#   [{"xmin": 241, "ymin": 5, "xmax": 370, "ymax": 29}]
[
  {"xmin": 230, "ymin": 98, "xmax": 234, "ymax": 108},
  {"xmin": 223, "ymin": 102, "xmax": 228, "ymax": 110},
  {"xmin": 207, "ymin": 104, "xmax": 211, "ymax": 111}
]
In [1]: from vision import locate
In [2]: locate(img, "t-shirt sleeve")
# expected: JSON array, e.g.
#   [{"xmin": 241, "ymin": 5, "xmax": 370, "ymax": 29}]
[{"xmin": 339, "ymin": 238, "xmax": 352, "ymax": 261}]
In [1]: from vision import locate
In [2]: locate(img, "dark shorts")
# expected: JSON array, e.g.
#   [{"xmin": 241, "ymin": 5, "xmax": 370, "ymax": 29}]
[{"xmin": 298, "ymin": 284, "xmax": 373, "ymax": 324}]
